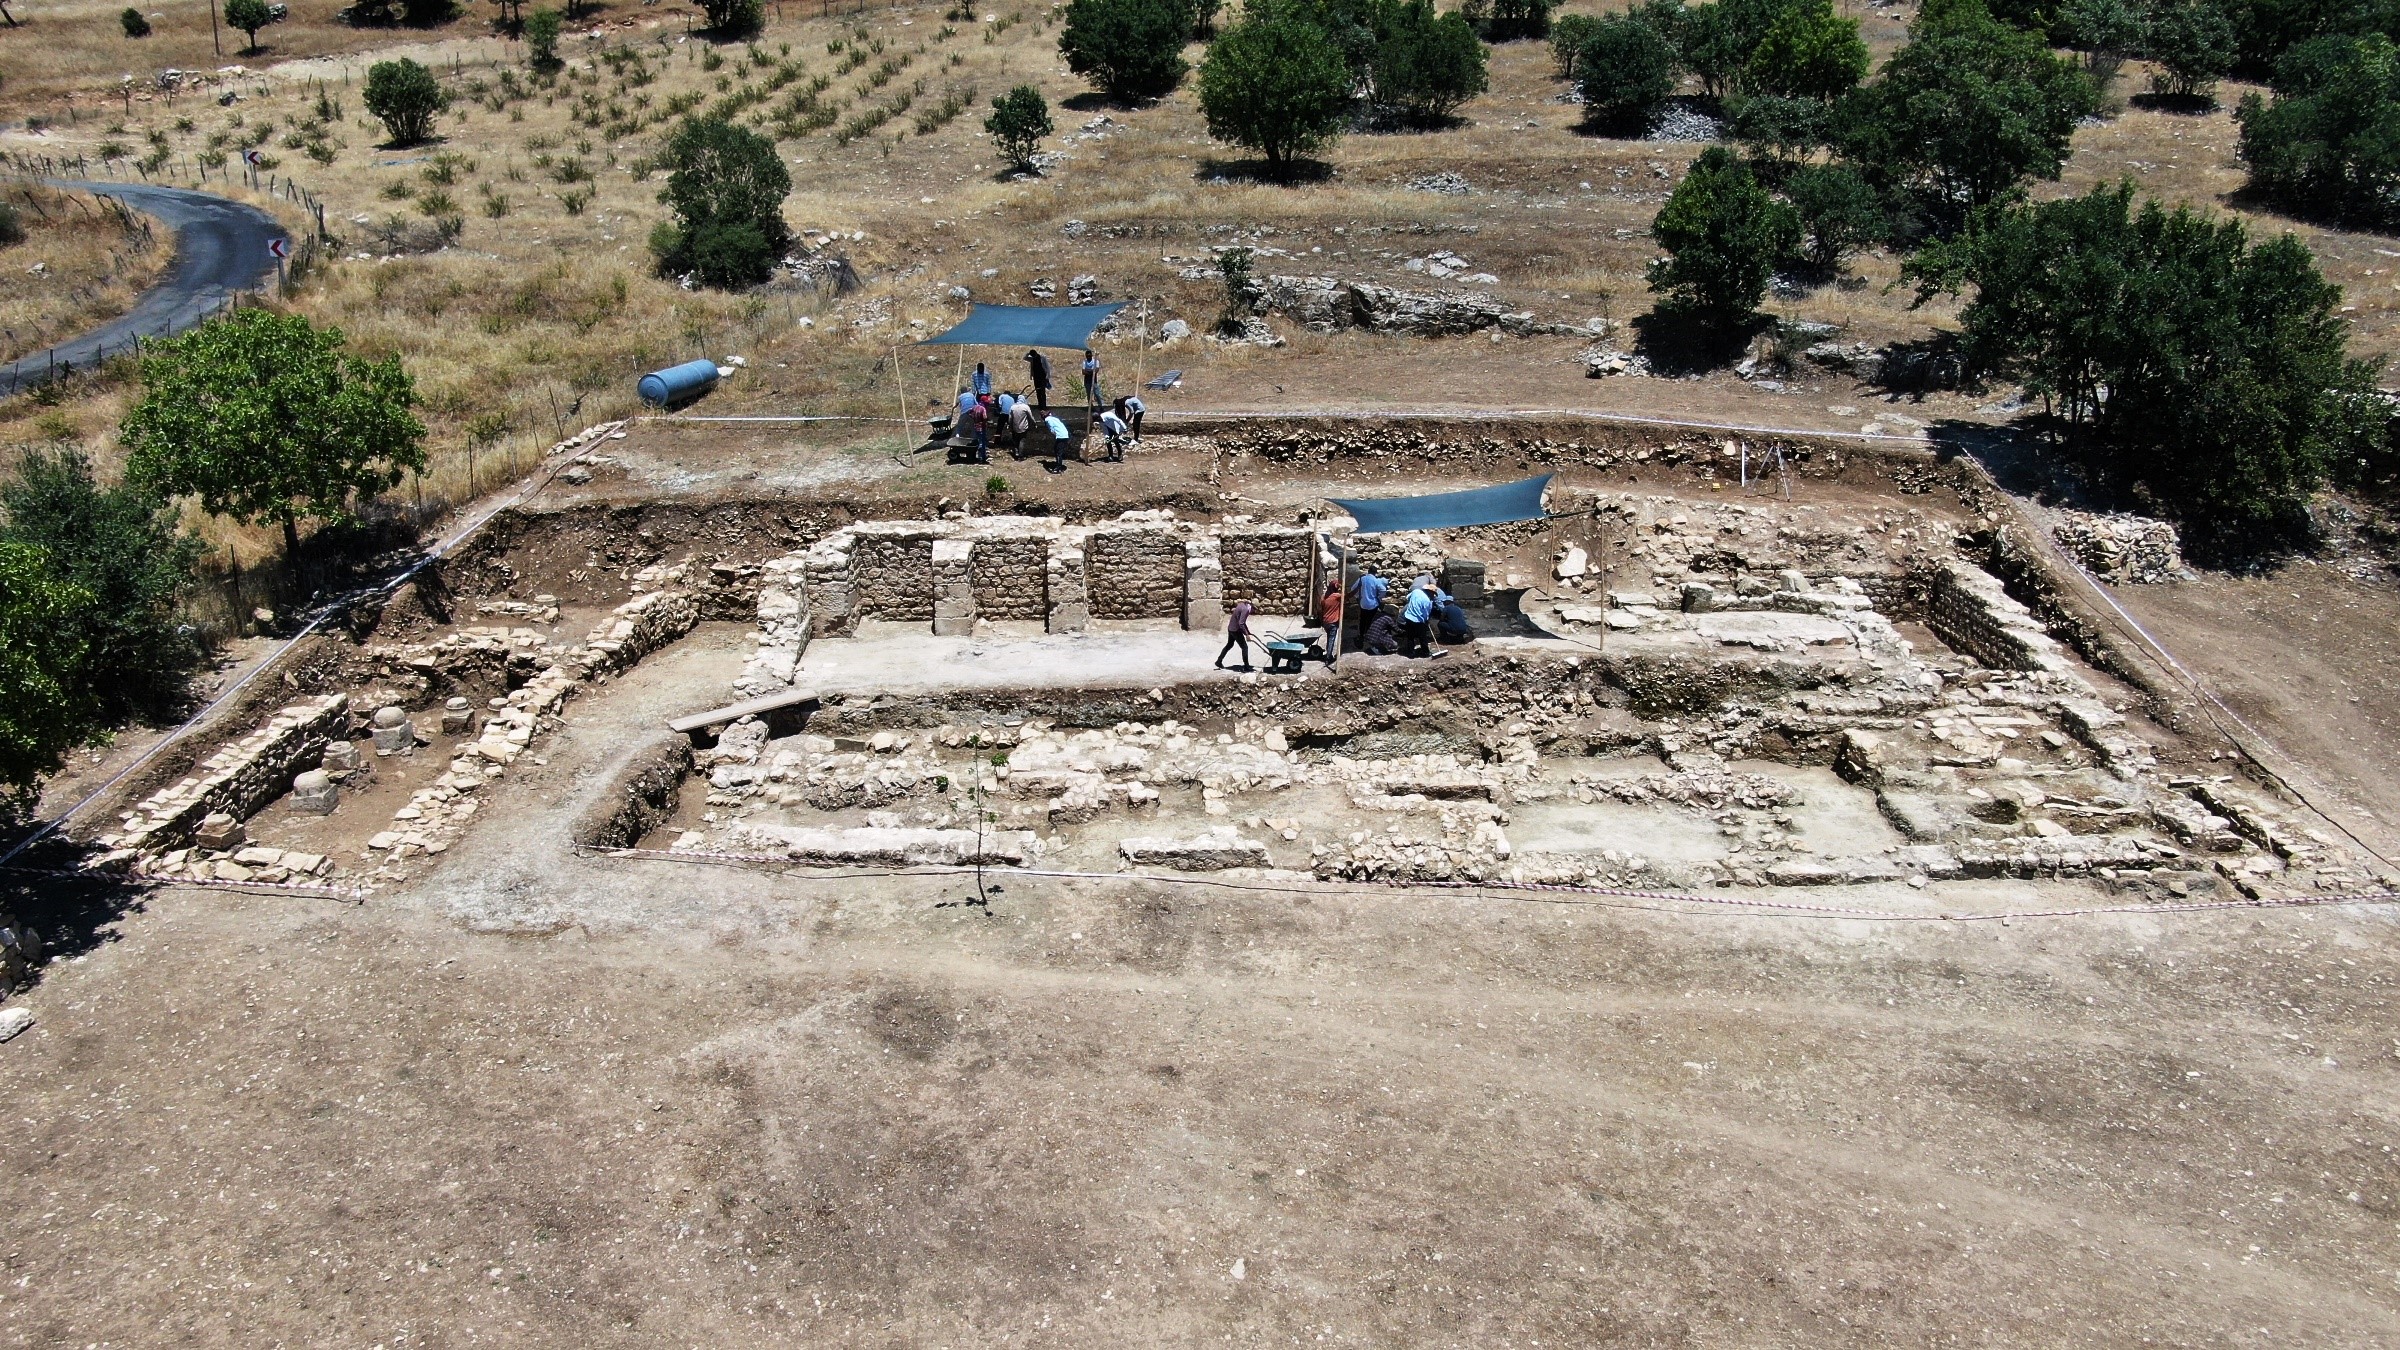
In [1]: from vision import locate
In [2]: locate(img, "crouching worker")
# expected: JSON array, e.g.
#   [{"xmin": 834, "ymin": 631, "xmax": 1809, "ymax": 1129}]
[
  {"xmin": 1437, "ymin": 595, "xmax": 1474, "ymax": 645},
  {"xmin": 1361, "ymin": 609, "xmax": 1403, "ymax": 656}
]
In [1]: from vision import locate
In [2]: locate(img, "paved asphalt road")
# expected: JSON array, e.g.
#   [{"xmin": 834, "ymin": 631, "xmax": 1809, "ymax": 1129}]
[{"xmin": 1, "ymin": 181, "xmax": 286, "ymax": 395}]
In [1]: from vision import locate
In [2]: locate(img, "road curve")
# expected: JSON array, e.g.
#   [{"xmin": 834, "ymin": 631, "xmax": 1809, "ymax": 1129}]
[{"xmin": 1, "ymin": 181, "xmax": 285, "ymax": 395}]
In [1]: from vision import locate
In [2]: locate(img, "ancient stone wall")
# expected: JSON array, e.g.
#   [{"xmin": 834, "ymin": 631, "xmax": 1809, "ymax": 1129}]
[
  {"xmin": 850, "ymin": 525, "xmax": 935, "ymax": 622},
  {"xmin": 1220, "ymin": 530, "xmax": 1314, "ymax": 614},
  {"xmin": 933, "ymin": 540, "xmax": 974, "ymax": 637},
  {"xmin": 578, "ymin": 587, "xmax": 700, "ymax": 676},
  {"xmin": 1924, "ymin": 560, "xmax": 2070, "ymax": 674},
  {"xmin": 971, "ymin": 538, "xmax": 1049, "ymax": 620},
  {"xmin": 118, "ymin": 694, "xmax": 350, "ymax": 852},
  {"xmin": 1086, "ymin": 529, "xmax": 1185, "ymax": 620},
  {"xmin": 1048, "ymin": 540, "xmax": 1090, "ymax": 633}
]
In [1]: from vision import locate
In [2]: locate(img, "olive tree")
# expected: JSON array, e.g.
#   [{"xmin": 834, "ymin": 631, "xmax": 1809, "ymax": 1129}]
[{"xmin": 1199, "ymin": 4, "xmax": 1356, "ymax": 175}]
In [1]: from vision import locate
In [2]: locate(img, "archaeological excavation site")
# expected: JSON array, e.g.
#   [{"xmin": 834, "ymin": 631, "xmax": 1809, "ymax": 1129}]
[
  {"xmin": 81, "ymin": 419, "xmax": 2384, "ymax": 915},
  {"xmin": 10, "ymin": 414, "xmax": 2399, "ymax": 1345}
]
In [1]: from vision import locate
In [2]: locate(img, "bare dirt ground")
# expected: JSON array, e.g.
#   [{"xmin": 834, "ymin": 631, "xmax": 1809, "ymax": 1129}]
[
  {"xmin": 5, "ymin": 614, "xmax": 2400, "ymax": 1345},
  {"xmin": 2096, "ymin": 558, "xmax": 2400, "ymax": 861}
]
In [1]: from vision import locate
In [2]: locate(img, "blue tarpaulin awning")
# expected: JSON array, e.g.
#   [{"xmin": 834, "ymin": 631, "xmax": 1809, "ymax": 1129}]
[
  {"xmin": 1328, "ymin": 474, "xmax": 1553, "ymax": 534},
  {"xmin": 916, "ymin": 303, "xmax": 1129, "ymax": 349}
]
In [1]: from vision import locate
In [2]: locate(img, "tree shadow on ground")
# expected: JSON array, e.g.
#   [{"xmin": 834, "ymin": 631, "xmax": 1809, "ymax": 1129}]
[
  {"xmin": 2129, "ymin": 91, "xmax": 2218, "ymax": 116},
  {"xmin": 0, "ymin": 837, "xmax": 153, "ymax": 970},
  {"xmin": 1628, "ymin": 307, "xmax": 1765, "ymax": 377},
  {"xmin": 1194, "ymin": 157, "xmax": 1337, "ymax": 185}
]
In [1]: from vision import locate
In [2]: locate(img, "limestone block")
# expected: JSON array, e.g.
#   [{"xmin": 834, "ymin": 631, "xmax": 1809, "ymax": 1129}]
[
  {"xmin": 440, "ymin": 697, "xmax": 475, "ymax": 736},
  {"xmin": 1441, "ymin": 559, "xmax": 1486, "ymax": 605},
  {"xmin": 195, "ymin": 813, "xmax": 245, "ymax": 851},
  {"xmin": 290, "ymin": 770, "xmax": 339, "ymax": 815},
  {"xmin": 1119, "ymin": 829, "xmax": 1271, "ymax": 872},
  {"xmin": 320, "ymin": 740, "xmax": 359, "ymax": 774},
  {"xmin": 739, "ymin": 824, "xmax": 1033, "ymax": 867},
  {"xmin": 371, "ymin": 705, "xmax": 415, "ymax": 755}
]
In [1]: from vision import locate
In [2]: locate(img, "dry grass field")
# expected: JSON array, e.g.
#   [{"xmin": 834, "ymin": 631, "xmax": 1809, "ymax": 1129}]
[
  {"xmin": 3, "ymin": 1, "xmax": 2400, "ymax": 531},
  {"xmin": 0, "ymin": 180, "xmax": 168, "ymax": 365}
]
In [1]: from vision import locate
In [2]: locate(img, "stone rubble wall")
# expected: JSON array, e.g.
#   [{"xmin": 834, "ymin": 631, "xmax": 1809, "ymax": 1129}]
[
  {"xmin": 355, "ymin": 578, "xmax": 699, "ymax": 885},
  {"xmin": 117, "ymin": 694, "xmax": 350, "ymax": 852},
  {"xmin": 970, "ymin": 537, "xmax": 1049, "ymax": 620},
  {"xmin": 1220, "ymin": 530, "xmax": 1314, "ymax": 615},
  {"xmin": 737, "ymin": 555, "xmax": 814, "ymax": 696},
  {"xmin": 850, "ymin": 524, "xmax": 936, "ymax": 622},
  {"xmin": 1924, "ymin": 559, "xmax": 2072, "ymax": 675},
  {"xmin": 1085, "ymin": 529, "xmax": 1186, "ymax": 620}
]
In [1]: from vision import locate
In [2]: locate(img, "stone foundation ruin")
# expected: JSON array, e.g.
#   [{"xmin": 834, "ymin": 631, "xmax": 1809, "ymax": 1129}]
[{"xmin": 48, "ymin": 420, "xmax": 2393, "ymax": 937}]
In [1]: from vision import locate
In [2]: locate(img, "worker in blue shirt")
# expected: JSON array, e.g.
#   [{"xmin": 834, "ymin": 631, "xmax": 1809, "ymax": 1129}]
[
  {"xmin": 971, "ymin": 361, "xmax": 993, "ymax": 397},
  {"xmin": 1354, "ymin": 569, "xmax": 1389, "ymax": 615},
  {"xmin": 1045, "ymin": 412, "xmax": 1072, "ymax": 472},
  {"xmin": 1350, "ymin": 570, "xmax": 1389, "ymax": 657},
  {"xmin": 1401, "ymin": 575, "xmax": 1449, "ymax": 659}
]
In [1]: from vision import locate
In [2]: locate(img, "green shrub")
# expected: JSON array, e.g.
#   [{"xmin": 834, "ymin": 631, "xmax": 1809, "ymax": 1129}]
[
  {"xmin": 119, "ymin": 309, "xmax": 427, "ymax": 564},
  {"xmin": 525, "ymin": 7, "xmax": 562, "ymax": 68},
  {"xmin": 1904, "ymin": 180, "xmax": 2381, "ymax": 550},
  {"xmin": 1059, "ymin": 0, "xmax": 1196, "ymax": 103},
  {"xmin": 1577, "ymin": 15, "xmax": 1679, "ymax": 133},
  {"xmin": 1477, "ymin": 0, "xmax": 1553, "ymax": 41},
  {"xmin": 701, "ymin": 0, "xmax": 763, "ymax": 37},
  {"xmin": 985, "ymin": 84, "xmax": 1054, "ymax": 173},
  {"xmin": 364, "ymin": 58, "xmax": 448, "ymax": 144},
  {"xmin": 1370, "ymin": 0, "xmax": 1489, "ymax": 124},
  {"xmin": 0, "ymin": 448, "xmax": 202, "ymax": 726},
  {"xmin": 1198, "ymin": 2, "xmax": 1356, "ymax": 173},
  {"xmin": 1783, "ymin": 161, "xmax": 1884, "ymax": 270},
  {"xmin": 2144, "ymin": 0, "xmax": 2236, "ymax": 100},
  {"xmin": 225, "ymin": 0, "xmax": 270, "ymax": 49},
  {"xmin": 651, "ymin": 115, "xmax": 790, "ymax": 287},
  {"xmin": 1550, "ymin": 12, "xmax": 1598, "ymax": 77},
  {"xmin": 1739, "ymin": 0, "xmax": 1867, "ymax": 102},
  {"xmin": 120, "ymin": 7, "xmax": 151, "ymax": 37},
  {"xmin": 1834, "ymin": 0, "xmax": 2097, "ymax": 225},
  {"xmin": 1647, "ymin": 145, "xmax": 1801, "ymax": 326},
  {"xmin": 2236, "ymin": 34, "xmax": 2400, "ymax": 222}
]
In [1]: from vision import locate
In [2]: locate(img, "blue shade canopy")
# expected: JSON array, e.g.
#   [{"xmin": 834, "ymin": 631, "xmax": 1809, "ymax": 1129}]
[
  {"xmin": 1328, "ymin": 474, "xmax": 1553, "ymax": 534},
  {"xmin": 917, "ymin": 303, "xmax": 1130, "ymax": 349}
]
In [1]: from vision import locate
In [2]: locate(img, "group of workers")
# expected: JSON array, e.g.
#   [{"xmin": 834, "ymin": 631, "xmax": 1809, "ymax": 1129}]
[
  {"xmin": 947, "ymin": 349, "xmax": 1145, "ymax": 471},
  {"xmin": 1348, "ymin": 570, "xmax": 1473, "ymax": 660},
  {"xmin": 1214, "ymin": 569, "xmax": 1474, "ymax": 672}
]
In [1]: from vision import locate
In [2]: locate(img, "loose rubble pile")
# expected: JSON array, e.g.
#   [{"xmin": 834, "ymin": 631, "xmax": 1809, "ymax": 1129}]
[{"xmin": 2051, "ymin": 510, "xmax": 2183, "ymax": 584}]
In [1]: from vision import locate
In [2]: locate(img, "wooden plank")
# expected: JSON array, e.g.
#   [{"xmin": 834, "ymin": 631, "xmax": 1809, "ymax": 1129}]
[{"xmin": 666, "ymin": 686, "xmax": 818, "ymax": 735}]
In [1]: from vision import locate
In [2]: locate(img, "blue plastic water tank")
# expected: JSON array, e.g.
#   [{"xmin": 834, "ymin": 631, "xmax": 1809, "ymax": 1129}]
[{"xmin": 637, "ymin": 358, "xmax": 721, "ymax": 407}]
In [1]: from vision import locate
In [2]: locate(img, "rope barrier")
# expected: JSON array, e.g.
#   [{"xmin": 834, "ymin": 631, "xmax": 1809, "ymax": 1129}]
[{"xmin": 579, "ymin": 844, "xmax": 2400, "ymax": 925}]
